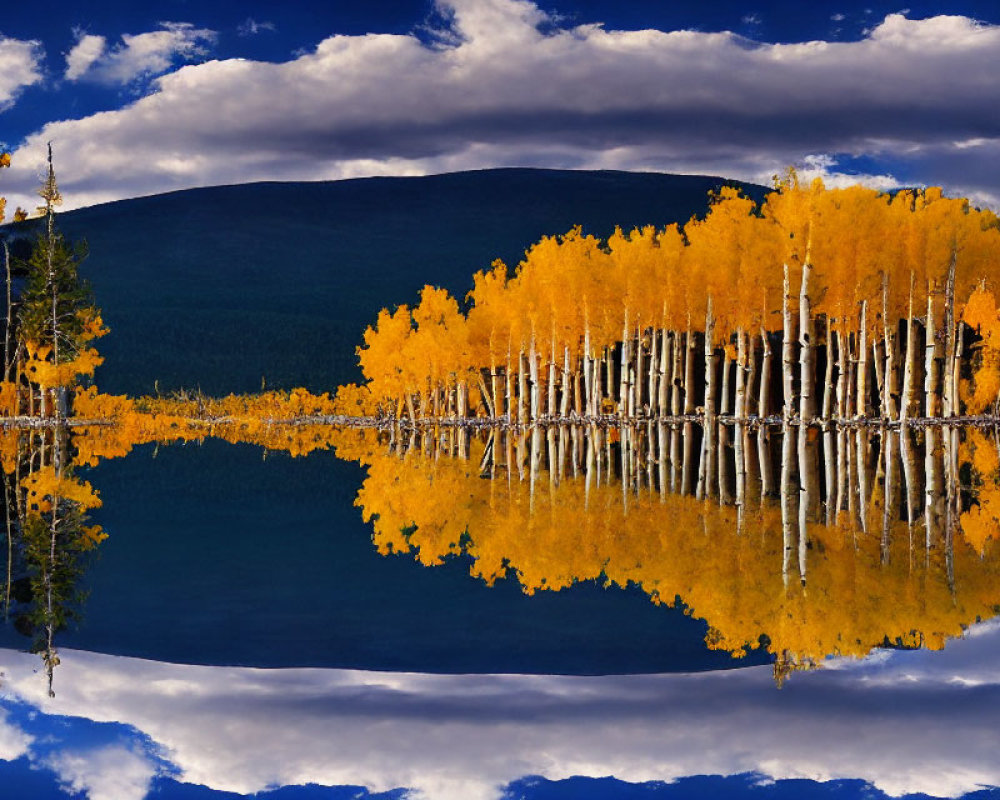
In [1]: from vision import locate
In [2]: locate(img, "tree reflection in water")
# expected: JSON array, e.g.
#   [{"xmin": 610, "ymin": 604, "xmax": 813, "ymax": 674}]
[{"xmin": 2, "ymin": 417, "xmax": 998, "ymax": 691}]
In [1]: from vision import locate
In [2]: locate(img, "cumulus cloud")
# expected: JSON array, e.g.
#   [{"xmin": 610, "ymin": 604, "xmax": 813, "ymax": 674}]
[
  {"xmin": 43, "ymin": 744, "xmax": 158, "ymax": 800},
  {"xmin": 2, "ymin": 1, "xmax": 998, "ymax": 213},
  {"xmin": 0, "ymin": 708, "xmax": 32, "ymax": 761},
  {"xmin": 2, "ymin": 621, "xmax": 1000, "ymax": 800},
  {"xmin": 64, "ymin": 31, "xmax": 107, "ymax": 81},
  {"xmin": 0, "ymin": 36, "xmax": 44, "ymax": 111},
  {"xmin": 63, "ymin": 22, "xmax": 216, "ymax": 85}
]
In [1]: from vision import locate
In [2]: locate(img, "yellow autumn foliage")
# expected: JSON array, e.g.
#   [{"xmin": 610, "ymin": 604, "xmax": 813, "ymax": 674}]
[
  {"xmin": 21, "ymin": 464, "xmax": 101, "ymax": 512},
  {"xmin": 346, "ymin": 429, "xmax": 1000, "ymax": 665}
]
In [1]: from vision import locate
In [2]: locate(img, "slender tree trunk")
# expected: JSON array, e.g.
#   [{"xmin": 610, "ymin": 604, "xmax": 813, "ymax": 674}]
[
  {"xmin": 901, "ymin": 272, "xmax": 918, "ymax": 422},
  {"xmin": 825, "ymin": 328, "xmax": 839, "ymax": 524},
  {"xmin": 3, "ymin": 241, "xmax": 12, "ymax": 383},
  {"xmin": 758, "ymin": 327, "xmax": 774, "ymax": 498},
  {"xmin": 670, "ymin": 330, "xmax": 683, "ymax": 492},
  {"xmin": 856, "ymin": 301, "xmax": 869, "ymax": 419},
  {"xmin": 682, "ymin": 322, "xmax": 696, "ymax": 495},
  {"xmin": 560, "ymin": 347, "xmax": 571, "ymax": 419},
  {"xmin": 782, "ymin": 264, "xmax": 797, "ymax": 418},
  {"xmin": 882, "ymin": 274, "xmax": 898, "ymax": 421},
  {"xmin": 734, "ymin": 329, "xmax": 748, "ymax": 514},
  {"xmin": 635, "ymin": 322, "xmax": 644, "ymax": 416},
  {"xmin": 518, "ymin": 349, "xmax": 527, "ymax": 423},
  {"xmin": 798, "ymin": 258, "xmax": 819, "ymax": 524},
  {"xmin": 925, "ymin": 291, "xmax": 940, "ymax": 418},
  {"xmin": 619, "ymin": 311, "xmax": 630, "ymax": 417},
  {"xmin": 718, "ymin": 343, "xmax": 732, "ymax": 503},
  {"xmin": 657, "ymin": 328, "xmax": 670, "ymax": 418},
  {"xmin": 697, "ymin": 297, "xmax": 716, "ymax": 500}
]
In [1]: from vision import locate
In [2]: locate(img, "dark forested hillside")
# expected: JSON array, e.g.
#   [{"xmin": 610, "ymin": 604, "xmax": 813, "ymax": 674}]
[{"xmin": 14, "ymin": 169, "xmax": 764, "ymax": 395}]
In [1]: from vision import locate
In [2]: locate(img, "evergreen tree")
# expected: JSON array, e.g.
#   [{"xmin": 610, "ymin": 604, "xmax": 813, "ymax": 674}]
[{"xmin": 18, "ymin": 144, "xmax": 91, "ymax": 366}]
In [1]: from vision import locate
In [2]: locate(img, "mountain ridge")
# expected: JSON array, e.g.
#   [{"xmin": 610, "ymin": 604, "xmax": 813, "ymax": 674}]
[{"xmin": 8, "ymin": 168, "xmax": 767, "ymax": 395}]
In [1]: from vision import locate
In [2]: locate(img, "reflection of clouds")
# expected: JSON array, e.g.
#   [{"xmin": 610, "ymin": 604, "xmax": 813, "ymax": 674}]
[
  {"xmin": 0, "ymin": 708, "xmax": 32, "ymax": 761},
  {"xmin": 43, "ymin": 744, "xmax": 157, "ymax": 800},
  {"xmin": 1, "ymin": 623, "xmax": 999, "ymax": 800}
]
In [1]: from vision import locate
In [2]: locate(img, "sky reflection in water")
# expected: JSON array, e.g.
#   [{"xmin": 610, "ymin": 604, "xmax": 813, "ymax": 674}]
[
  {"xmin": 0, "ymin": 420, "xmax": 998, "ymax": 799},
  {"xmin": 2, "ymin": 621, "xmax": 1000, "ymax": 800}
]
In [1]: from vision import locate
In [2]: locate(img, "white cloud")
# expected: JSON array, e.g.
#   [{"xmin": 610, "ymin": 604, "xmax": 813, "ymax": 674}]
[
  {"xmin": 1, "ymin": 2, "xmax": 999, "ymax": 213},
  {"xmin": 64, "ymin": 32, "xmax": 107, "ymax": 81},
  {"xmin": 0, "ymin": 708, "xmax": 32, "ymax": 761},
  {"xmin": 0, "ymin": 35, "xmax": 44, "ymax": 111},
  {"xmin": 2, "ymin": 621, "xmax": 1000, "ymax": 800},
  {"xmin": 237, "ymin": 18, "xmax": 277, "ymax": 37},
  {"xmin": 43, "ymin": 744, "xmax": 158, "ymax": 800},
  {"xmin": 65, "ymin": 22, "xmax": 216, "ymax": 85}
]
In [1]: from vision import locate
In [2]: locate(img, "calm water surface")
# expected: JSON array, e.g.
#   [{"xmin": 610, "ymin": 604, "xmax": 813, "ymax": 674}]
[{"xmin": 1, "ymin": 421, "xmax": 998, "ymax": 799}]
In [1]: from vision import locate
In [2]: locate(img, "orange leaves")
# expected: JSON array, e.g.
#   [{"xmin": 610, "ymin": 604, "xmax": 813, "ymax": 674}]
[
  {"xmin": 348, "ymin": 434, "xmax": 1000, "ymax": 665},
  {"xmin": 22, "ymin": 465, "xmax": 102, "ymax": 513},
  {"xmin": 78, "ymin": 308, "xmax": 110, "ymax": 342},
  {"xmin": 959, "ymin": 431, "xmax": 1000, "ymax": 555},
  {"xmin": 0, "ymin": 381, "xmax": 18, "ymax": 416},
  {"xmin": 961, "ymin": 285, "xmax": 1000, "ymax": 414},
  {"xmin": 79, "ymin": 524, "xmax": 109, "ymax": 550},
  {"xmin": 331, "ymin": 383, "xmax": 375, "ymax": 416},
  {"xmin": 23, "ymin": 341, "xmax": 105, "ymax": 387}
]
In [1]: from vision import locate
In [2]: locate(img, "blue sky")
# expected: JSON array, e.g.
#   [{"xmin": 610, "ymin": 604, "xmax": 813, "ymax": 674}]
[{"xmin": 0, "ymin": 0, "xmax": 998, "ymax": 215}]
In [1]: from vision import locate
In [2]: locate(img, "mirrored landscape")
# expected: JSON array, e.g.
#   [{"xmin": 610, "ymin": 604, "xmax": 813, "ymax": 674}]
[
  {"xmin": 0, "ymin": 413, "xmax": 999, "ymax": 799},
  {"xmin": 2, "ymin": 168, "xmax": 1000, "ymax": 799}
]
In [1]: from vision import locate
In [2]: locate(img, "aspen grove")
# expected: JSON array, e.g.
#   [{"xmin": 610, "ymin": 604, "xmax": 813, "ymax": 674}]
[{"xmin": 357, "ymin": 176, "xmax": 1000, "ymax": 429}]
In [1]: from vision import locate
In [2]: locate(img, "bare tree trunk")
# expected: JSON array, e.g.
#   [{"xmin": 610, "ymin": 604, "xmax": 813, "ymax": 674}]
[
  {"xmin": 882, "ymin": 427, "xmax": 899, "ymax": 564},
  {"xmin": 798, "ymin": 257, "xmax": 819, "ymax": 525},
  {"xmin": 872, "ymin": 337, "xmax": 885, "ymax": 416},
  {"xmin": 717, "ymin": 343, "xmax": 732, "ymax": 502},
  {"xmin": 635, "ymin": 322, "xmax": 644, "ymax": 416},
  {"xmin": 944, "ymin": 247, "xmax": 957, "ymax": 419},
  {"xmin": 647, "ymin": 325, "xmax": 658, "ymax": 417},
  {"xmin": 781, "ymin": 420, "xmax": 796, "ymax": 585},
  {"xmin": 856, "ymin": 425, "xmax": 870, "ymax": 534},
  {"xmin": 657, "ymin": 328, "xmax": 670, "ymax": 418},
  {"xmin": 517, "ymin": 349, "xmax": 527, "ymax": 423},
  {"xmin": 3, "ymin": 241, "xmax": 12, "ymax": 383},
  {"xmin": 857, "ymin": 301, "xmax": 869, "ymax": 419},
  {"xmin": 882, "ymin": 274, "xmax": 898, "ymax": 421},
  {"xmin": 618, "ymin": 311, "xmax": 630, "ymax": 418},
  {"xmin": 697, "ymin": 297, "xmax": 716, "ymax": 500},
  {"xmin": 758, "ymin": 327, "xmax": 774, "ymax": 498},
  {"xmin": 530, "ymin": 337, "xmax": 540, "ymax": 422},
  {"xmin": 734, "ymin": 329, "xmax": 748, "ymax": 515},
  {"xmin": 560, "ymin": 347, "xmax": 571, "ymax": 419},
  {"xmin": 901, "ymin": 272, "xmax": 919, "ymax": 422},
  {"xmin": 682, "ymin": 322, "xmax": 696, "ymax": 495},
  {"xmin": 925, "ymin": 291, "xmax": 940, "ymax": 418},
  {"xmin": 670, "ymin": 331, "xmax": 683, "ymax": 492},
  {"xmin": 824, "ymin": 326, "xmax": 838, "ymax": 523}
]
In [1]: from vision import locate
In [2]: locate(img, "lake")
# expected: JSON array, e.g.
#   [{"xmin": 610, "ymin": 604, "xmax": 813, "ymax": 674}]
[{"xmin": 1, "ymin": 418, "xmax": 998, "ymax": 800}]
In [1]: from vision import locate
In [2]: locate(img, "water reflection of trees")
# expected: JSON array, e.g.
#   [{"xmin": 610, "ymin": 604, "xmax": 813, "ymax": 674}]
[
  {"xmin": 0, "ymin": 427, "xmax": 103, "ymax": 696},
  {"xmin": 346, "ymin": 420, "xmax": 1000, "ymax": 682}
]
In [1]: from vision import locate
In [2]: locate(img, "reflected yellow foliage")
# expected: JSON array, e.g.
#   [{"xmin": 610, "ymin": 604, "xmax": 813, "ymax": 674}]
[
  {"xmin": 346, "ymin": 428, "xmax": 1000, "ymax": 665},
  {"xmin": 960, "ymin": 429, "xmax": 1000, "ymax": 555}
]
